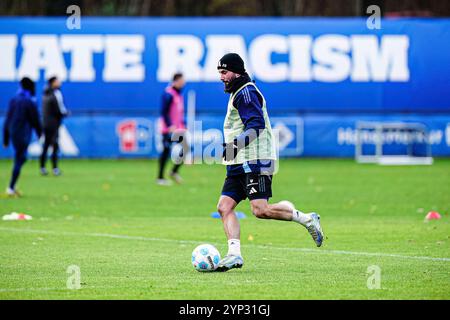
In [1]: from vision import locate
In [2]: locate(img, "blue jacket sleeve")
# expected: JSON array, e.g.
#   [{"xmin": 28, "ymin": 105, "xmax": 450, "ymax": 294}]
[
  {"xmin": 232, "ymin": 86, "xmax": 266, "ymax": 148},
  {"xmin": 3, "ymin": 99, "xmax": 13, "ymax": 146},
  {"xmin": 161, "ymin": 92, "xmax": 173, "ymax": 127}
]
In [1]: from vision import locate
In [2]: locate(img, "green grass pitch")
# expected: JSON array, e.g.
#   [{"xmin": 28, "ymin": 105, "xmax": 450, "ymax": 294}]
[{"xmin": 0, "ymin": 158, "xmax": 449, "ymax": 299}]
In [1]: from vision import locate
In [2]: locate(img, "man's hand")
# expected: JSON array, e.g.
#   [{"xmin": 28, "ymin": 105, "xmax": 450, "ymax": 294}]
[
  {"xmin": 3, "ymin": 142, "xmax": 8, "ymax": 148},
  {"xmin": 222, "ymin": 142, "xmax": 238, "ymax": 161}
]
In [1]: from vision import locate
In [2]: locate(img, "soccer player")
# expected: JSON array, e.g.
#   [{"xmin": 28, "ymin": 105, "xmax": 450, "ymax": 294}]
[
  {"xmin": 157, "ymin": 73, "xmax": 188, "ymax": 185},
  {"xmin": 216, "ymin": 53, "xmax": 324, "ymax": 271},
  {"xmin": 3, "ymin": 77, "xmax": 42, "ymax": 196},
  {"xmin": 39, "ymin": 76, "xmax": 69, "ymax": 176}
]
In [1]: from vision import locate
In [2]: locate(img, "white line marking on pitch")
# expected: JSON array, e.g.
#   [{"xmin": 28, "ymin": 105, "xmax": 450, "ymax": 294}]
[
  {"xmin": 0, "ymin": 286, "xmax": 112, "ymax": 293},
  {"xmin": 0, "ymin": 287, "xmax": 67, "ymax": 293},
  {"xmin": 0, "ymin": 226, "xmax": 449, "ymax": 263}
]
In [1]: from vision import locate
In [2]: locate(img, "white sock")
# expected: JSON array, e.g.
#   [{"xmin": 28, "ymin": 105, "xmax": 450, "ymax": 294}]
[
  {"xmin": 291, "ymin": 209, "xmax": 311, "ymax": 226},
  {"xmin": 227, "ymin": 239, "xmax": 241, "ymax": 256}
]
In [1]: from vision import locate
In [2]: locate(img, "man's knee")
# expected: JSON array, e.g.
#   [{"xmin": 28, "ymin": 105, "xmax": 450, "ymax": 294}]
[
  {"xmin": 251, "ymin": 202, "xmax": 270, "ymax": 219},
  {"xmin": 160, "ymin": 146, "xmax": 171, "ymax": 158},
  {"xmin": 217, "ymin": 199, "xmax": 235, "ymax": 217},
  {"xmin": 17, "ymin": 156, "xmax": 27, "ymax": 167},
  {"xmin": 15, "ymin": 150, "xmax": 27, "ymax": 166}
]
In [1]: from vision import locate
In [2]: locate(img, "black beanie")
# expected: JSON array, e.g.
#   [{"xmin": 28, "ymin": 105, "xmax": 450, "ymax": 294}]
[
  {"xmin": 20, "ymin": 77, "xmax": 35, "ymax": 96},
  {"xmin": 217, "ymin": 53, "xmax": 246, "ymax": 74}
]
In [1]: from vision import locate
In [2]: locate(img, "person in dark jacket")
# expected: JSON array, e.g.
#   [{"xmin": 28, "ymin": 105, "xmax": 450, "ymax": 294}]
[
  {"xmin": 39, "ymin": 76, "xmax": 68, "ymax": 176},
  {"xmin": 3, "ymin": 77, "xmax": 42, "ymax": 196}
]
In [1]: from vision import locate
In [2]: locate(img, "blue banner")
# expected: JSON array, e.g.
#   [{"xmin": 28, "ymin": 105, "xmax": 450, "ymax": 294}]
[
  {"xmin": 1, "ymin": 115, "xmax": 449, "ymax": 159},
  {"xmin": 1, "ymin": 17, "xmax": 450, "ymax": 114}
]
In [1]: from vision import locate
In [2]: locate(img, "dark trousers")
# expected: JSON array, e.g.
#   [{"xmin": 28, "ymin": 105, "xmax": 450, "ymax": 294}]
[
  {"xmin": 158, "ymin": 132, "xmax": 188, "ymax": 179},
  {"xmin": 40, "ymin": 126, "xmax": 59, "ymax": 169},
  {"xmin": 9, "ymin": 143, "xmax": 28, "ymax": 190}
]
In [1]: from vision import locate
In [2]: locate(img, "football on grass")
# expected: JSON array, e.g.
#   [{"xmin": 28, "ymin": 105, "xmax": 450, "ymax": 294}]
[{"xmin": 192, "ymin": 244, "xmax": 221, "ymax": 272}]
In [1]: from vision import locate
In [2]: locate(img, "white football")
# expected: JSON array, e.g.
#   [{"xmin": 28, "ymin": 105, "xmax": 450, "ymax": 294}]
[{"xmin": 191, "ymin": 244, "xmax": 221, "ymax": 272}]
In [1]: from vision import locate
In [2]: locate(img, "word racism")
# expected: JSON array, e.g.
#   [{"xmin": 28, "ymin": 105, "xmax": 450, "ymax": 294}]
[{"xmin": 0, "ymin": 34, "xmax": 409, "ymax": 83}]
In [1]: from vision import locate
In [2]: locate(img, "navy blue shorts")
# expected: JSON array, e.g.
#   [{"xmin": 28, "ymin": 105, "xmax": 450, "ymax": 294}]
[{"xmin": 221, "ymin": 173, "xmax": 273, "ymax": 203}]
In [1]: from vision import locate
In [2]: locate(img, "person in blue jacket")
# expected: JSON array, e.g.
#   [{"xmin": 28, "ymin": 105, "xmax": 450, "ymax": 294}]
[{"xmin": 3, "ymin": 77, "xmax": 42, "ymax": 197}]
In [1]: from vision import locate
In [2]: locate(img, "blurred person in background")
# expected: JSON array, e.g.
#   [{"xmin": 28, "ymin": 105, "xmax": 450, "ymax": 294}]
[
  {"xmin": 39, "ymin": 76, "xmax": 69, "ymax": 176},
  {"xmin": 156, "ymin": 73, "xmax": 188, "ymax": 186},
  {"xmin": 3, "ymin": 77, "xmax": 42, "ymax": 196}
]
